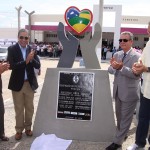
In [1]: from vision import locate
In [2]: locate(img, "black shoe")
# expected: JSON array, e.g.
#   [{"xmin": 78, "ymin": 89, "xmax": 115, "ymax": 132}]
[
  {"xmin": 134, "ymin": 110, "xmax": 136, "ymax": 115},
  {"xmin": 124, "ymin": 135, "xmax": 128, "ymax": 141},
  {"xmin": 105, "ymin": 143, "xmax": 121, "ymax": 150}
]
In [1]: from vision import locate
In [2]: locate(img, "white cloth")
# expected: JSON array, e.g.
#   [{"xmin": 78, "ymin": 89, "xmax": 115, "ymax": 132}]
[
  {"xmin": 140, "ymin": 40, "xmax": 150, "ymax": 99},
  {"xmin": 30, "ymin": 133, "xmax": 72, "ymax": 150}
]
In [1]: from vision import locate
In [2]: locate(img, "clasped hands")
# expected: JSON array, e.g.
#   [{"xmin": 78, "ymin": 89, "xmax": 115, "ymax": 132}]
[
  {"xmin": 26, "ymin": 49, "xmax": 35, "ymax": 64},
  {"xmin": 132, "ymin": 60, "xmax": 147, "ymax": 75},
  {"xmin": 0, "ymin": 62, "xmax": 10, "ymax": 74},
  {"xmin": 110, "ymin": 57, "xmax": 123, "ymax": 70}
]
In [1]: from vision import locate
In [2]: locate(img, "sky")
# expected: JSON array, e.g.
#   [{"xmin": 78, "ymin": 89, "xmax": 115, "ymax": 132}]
[{"xmin": 0, "ymin": 0, "xmax": 150, "ymax": 28}]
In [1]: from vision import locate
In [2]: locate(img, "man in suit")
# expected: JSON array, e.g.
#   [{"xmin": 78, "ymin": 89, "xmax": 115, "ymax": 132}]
[
  {"xmin": 7, "ymin": 28, "xmax": 41, "ymax": 140},
  {"xmin": 106, "ymin": 31, "xmax": 141, "ymax": 150},
  {"xmin": 127, "ymin": 22, "xmax": 150, "ymax": 150},
  {"xmin": 0, "ymin": 62, "xmax": 10, "ymax": 141}
]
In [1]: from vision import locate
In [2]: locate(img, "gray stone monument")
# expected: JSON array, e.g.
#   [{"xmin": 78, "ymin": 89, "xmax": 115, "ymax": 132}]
[{"xmin": 33, "ymin": 22, "xmax": 115, "ymax": 142}]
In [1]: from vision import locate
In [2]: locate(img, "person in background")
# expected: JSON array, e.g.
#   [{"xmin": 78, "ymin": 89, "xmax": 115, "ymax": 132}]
[
  {"xmin": 7, "ymin": 28, "xmax": 41, "ymax": 140},
  {"xmin": 0, "ymin": 62, "xmax": 10, "ymax": 141},
  {"xmin": 106, "ymin": 31, "xmax": 141, "ymax": 150},
  {"xmin": 101, "ymin": 45, "xmax": 105, "ymax": 59},
  {"xmin": 103, "ymin": 45, "xmax": 108, "ymax": 60},
  {"xmin": 127, "ymin": 22, "xmax": 150, "ymax": 150},
  {"xmin": 112, "ymin": 46, "xmax": 117, "ymax": 57}
]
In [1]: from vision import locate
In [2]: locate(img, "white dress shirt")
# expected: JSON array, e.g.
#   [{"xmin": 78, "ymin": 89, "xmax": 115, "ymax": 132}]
[{"xmin": 140, "ymin": 39, "xmax": 150, "ymax": 99}]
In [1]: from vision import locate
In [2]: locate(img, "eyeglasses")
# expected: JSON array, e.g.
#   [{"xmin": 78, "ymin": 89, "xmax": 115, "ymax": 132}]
[
  {"xmin": 19, "ymin": 36, "xmax": 29, "ymax": 40},
  {"xmin": 119, "ymin": 39, "xmax": 130, "ymax": 43}
]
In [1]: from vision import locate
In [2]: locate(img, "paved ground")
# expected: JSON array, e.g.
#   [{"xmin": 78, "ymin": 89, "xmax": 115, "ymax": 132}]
[{"xmin": 0, "ymin": 57, "xmax": 149, "ymax": 150}]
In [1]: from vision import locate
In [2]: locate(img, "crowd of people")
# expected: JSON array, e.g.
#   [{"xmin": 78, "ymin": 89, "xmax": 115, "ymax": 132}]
[
  {"xmin": 30, "ymin": 42, "xmax": 83, "ymax": 58},
  {"xmin": 101, "ymin": 45, "xmax": 143, "ymax": 60},
  {"xmin": 30, "ymin": 42, "xmax": 63, "ymax": 58},
  {"xmin": 0, "ymin": 22, "xmax": 150, "ymax": 150}
]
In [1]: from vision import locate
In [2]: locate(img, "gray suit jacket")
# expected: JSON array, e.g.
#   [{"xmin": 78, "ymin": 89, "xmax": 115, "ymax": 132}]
[{"xmin": 108, "ymin": 49, "xmax": 141, "ymax": 102}]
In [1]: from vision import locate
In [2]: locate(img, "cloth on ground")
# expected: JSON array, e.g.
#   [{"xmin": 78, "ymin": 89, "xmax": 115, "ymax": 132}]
[{"xmin": 30, "ymin": 133, "xmax": 72, "ymax": 150}]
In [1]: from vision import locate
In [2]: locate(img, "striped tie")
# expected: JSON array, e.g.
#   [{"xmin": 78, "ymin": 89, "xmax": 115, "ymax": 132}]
[{"xmin": 122, "ymin": 53, "xmax": 127, "ymax": 61}]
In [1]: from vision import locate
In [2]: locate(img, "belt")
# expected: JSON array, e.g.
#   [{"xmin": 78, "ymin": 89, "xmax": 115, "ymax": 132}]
[{"xmin": 24, "ymin": 79, "xmax": 28, "ymax": 82}]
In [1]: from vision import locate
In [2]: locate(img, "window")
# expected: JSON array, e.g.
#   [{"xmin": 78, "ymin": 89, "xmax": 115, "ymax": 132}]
[
  {"xmin": 46, "ymin": 34, "xmax": 57, "ymax": 38},
  {"xmin": 134, "ymin": 37, "xmax": 138, "ymax": 41},
  {"xmin": 144, "ymin": 37, "xmax": 149, "ymax": 42}
]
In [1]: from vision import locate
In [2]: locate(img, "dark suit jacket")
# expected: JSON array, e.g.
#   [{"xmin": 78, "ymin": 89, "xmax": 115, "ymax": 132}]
[{"xmin": 7, "ymin": 43, "xmax": 41, "ymax": 91}]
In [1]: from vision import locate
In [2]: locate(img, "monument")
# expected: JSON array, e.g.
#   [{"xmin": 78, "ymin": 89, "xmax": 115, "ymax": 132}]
[{"xmin": 33, "ymin": 6, "xmax": 115, "ymax": 142}]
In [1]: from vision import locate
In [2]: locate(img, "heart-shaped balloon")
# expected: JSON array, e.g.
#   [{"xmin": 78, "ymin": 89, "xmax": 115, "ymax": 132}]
[{"xmin": 65, "ymin": 6, "xmax": 93, "ymax": 35}]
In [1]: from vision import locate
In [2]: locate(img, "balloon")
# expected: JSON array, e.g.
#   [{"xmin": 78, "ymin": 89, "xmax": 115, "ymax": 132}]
[{"xmin": 65, "ymin": 6, "xmax": 93, "ymax": 35}]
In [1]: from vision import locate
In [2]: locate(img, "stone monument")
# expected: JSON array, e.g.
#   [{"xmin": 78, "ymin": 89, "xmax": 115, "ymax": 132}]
[{"xmin": 33, "ymin": 8, "xmax": 115, "ymax": 142}]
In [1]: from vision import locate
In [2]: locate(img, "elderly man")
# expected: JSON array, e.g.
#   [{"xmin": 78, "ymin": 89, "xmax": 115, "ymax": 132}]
[
  {"xmin": 7, "ymin": 29, "xmax": 41, "ymax": 140},
  {"xmin": 106, "ymin": 31, "xmax": 141, "ymax": 150}
]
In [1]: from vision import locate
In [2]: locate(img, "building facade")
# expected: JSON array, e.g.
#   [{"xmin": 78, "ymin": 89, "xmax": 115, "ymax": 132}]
[{"xmin": 0, "ymin": 5, "xmax": 149, "ymax": 49}]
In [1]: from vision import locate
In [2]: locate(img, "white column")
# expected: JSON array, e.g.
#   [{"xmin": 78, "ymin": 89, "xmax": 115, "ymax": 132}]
[
  {"xmin": 93, "ymin": 0, "xmax": 104, "ymax": 63},
  {"xmin": 113, "ymin": 6, "xmax": 122, "ymax": 49},
  {"xmin": 15, "ymin": 6, "xmax": 22, "ymax": 31}
]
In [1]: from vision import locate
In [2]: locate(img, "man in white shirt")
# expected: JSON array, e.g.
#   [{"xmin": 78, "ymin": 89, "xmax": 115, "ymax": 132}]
[{"xmin": 127, "ymin": 22, "xmax": 150, "ymax": 150}]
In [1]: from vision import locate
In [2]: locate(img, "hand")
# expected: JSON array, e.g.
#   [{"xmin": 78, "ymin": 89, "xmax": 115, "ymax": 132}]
[
  {"xmin": 110, "ymin": 57, "xmax": 116, "ymax": 65},
  {"xmin": 0, "ymin": 62, "xmax": 10, "ymax": 74},
  {"xmin": 26, "ymin": 49, "xmax": 35, "ymax": 64},
  {"xmin": 57, "ymin": 22, "xmax": 79, "ymax": 68},
  {"xmin": 132, "ymin": 60, "xmax": 147, "ymax": 75},
  {"xmin": 110, "ymin": 57, "xmax": 123, "ymax": 70},
  {"xmin": 80, "ymin": 23, "xmax": 101, "ymax": 69}
]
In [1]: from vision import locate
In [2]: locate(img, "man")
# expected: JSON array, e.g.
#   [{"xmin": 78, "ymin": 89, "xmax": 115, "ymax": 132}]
[
  {"xmin": 7, "ymin": 29, "xmax": 41, "ymax": 140},
  {"xmin": 106, "ymin": 31, "xmax": 141, "ymax": 150},
  {"xmin": 0, "ymin": 62, "xmax": 10, "ymax": 141},
  {"xmin": 127, "ymin": 22, "xmax": 150, "ymax": 150}
]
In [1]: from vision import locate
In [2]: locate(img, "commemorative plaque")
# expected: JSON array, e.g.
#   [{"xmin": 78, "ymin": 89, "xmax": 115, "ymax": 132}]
[{"xmin": 57, "ymin": 71, "xmax": 95, "ymax": 120}]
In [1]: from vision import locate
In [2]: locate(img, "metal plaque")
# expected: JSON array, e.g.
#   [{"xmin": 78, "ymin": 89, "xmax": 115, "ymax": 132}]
[{"xmin": 57, "ymin": 71, "xmax": 95, "ymax": 121}]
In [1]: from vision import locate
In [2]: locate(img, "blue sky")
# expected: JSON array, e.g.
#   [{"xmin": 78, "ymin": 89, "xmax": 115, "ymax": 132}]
[{"xmin": 0, "ymin": 0, "xmax": 150, "ymax": 28}]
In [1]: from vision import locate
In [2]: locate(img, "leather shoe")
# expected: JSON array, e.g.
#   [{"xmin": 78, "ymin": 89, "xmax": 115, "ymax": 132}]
[
  {"xmin": 0, "ymin": 135, "xmax": 9, "ymax": 141},
  {"xmin": 25, "ymin": 130, "xmax": 33, "ymax": 136},
  {"xmin": 15, "ymin": 132, "xmax": 22, "ymax": 140},
  {"xmin": 106, "ymin": 143, "xmax": 121, "ymax": 150},
  {"xmin": 124, "ymin": 135, "xmax": 128, "ymax": 141}
]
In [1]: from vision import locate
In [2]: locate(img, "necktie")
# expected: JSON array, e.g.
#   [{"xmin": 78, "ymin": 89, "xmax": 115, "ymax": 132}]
[{"xmin": 122, "ymin": 53, "xmax": 127, "ymax": 61}]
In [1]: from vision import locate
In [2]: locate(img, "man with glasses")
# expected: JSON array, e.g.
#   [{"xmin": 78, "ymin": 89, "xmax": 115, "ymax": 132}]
[
  {"xmin": 106, "ymin": 31, "xmax": 141, "ymax": 150},
  {"xmin": 7, "ymin": 29, "xmax": 41, "ymax": 140},
  {"xmin": 127, "ymin": 22, "xmax": 150, "ymax": 150}
]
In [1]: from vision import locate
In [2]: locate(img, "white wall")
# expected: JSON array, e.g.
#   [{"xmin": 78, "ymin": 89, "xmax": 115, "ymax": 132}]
[
  {"xmin": 0, "ymin": 28, "xmax": 18, "ymax": 40},
  {"xmin": 34, "ymin": 31, "xmax": 44, "ymax": 42}
]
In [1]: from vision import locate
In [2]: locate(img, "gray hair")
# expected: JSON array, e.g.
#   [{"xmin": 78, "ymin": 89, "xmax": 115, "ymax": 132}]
[
  {"xmin": 148, "ymin": 22, "xmax": 150, "ymax": 26},
  {"xmin": 18, "ymin": 28, "xmax": 29, "ymax": 37},
  {"xmin": 121, "ymin": 31, "xmax": 134, "ymax": 41}
]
